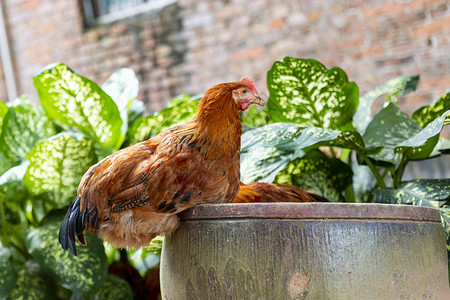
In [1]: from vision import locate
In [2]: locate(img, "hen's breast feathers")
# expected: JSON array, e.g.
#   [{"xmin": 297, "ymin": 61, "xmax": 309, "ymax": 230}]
[{"xmin": 78, "ymin": 125, "xmax": 240, "ymax": 234}]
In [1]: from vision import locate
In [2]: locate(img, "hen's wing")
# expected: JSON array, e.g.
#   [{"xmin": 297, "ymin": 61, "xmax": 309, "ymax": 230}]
[
  {"xmin": 233, "ymin": 182, "xmax": 329, "ymax": 203},
  {"xmin": 60, "ymin": 130, "xmax": 240, "ymax": 254}
]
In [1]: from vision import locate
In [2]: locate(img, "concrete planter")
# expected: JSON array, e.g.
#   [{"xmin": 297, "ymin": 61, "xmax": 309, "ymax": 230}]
[{"xmin": 160, "ymin": 203, "xmax": 449, "ymax": 299}]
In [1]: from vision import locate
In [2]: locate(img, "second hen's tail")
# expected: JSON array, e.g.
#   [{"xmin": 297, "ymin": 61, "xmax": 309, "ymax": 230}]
[{"xmin": 58, "ymin": 197, "xmax": 100, "ymax": 256}]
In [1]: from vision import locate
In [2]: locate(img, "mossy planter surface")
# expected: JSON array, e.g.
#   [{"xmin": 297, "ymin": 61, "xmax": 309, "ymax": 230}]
[{"xmin": 160, "ymin": 203, "xmax": 449, "ymax": 299}]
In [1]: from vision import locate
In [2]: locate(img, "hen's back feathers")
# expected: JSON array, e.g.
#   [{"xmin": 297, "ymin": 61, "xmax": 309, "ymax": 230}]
[{"xmin": 233, "ymin": 182, "xmax": 329, "ymax": 204}]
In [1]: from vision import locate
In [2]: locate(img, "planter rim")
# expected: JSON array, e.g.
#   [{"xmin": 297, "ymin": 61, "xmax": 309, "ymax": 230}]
[{"xmin": 179, "ymin": 203, "xmax": 441, "ymax": 222}]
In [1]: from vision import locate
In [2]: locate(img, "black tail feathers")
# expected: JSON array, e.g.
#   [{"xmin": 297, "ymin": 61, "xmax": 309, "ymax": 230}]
[{"xmin": 58, "ymin": 197, "xmax": 88, "ymax": 256}]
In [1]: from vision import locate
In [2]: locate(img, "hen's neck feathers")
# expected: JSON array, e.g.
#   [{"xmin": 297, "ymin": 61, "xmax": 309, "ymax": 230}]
[{"xmin": 182, "ymin": 83, "xmax": 244, "ymax": 160}]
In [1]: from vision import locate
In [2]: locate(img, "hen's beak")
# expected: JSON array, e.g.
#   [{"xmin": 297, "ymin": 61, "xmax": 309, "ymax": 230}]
[{"xmin": 251, "ymin": 96, "xmax": 264, "ymax": 106}]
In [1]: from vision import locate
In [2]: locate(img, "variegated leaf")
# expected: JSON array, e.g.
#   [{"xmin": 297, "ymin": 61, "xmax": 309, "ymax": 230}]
[
  {"xmin": 240, "ymin": 123, "xmax": 341, "ymax": 183},
  {"xmin": 267, "ymin": 57, "xmax": 359, "ymax": 130},
  {"xmin": 0, "ymin": 247, "xmax": 17, "ymax": 297},
  {"xmin": 26, "ymin": 211, "xmax": 108, "ymax": 294},
  {"xmin": 274, "ymin": 150, "xmax": 352, "ymax": 202},
  {"xmin": 363, "ymin": 103, "xmax": 423, "ymax": 164},
  {"xmin": 354, "ymin": 75, "xmax": 419, "ymax": 134},
  {"xmin": 23, "ymin": 134, "xmax": 97, "ymax": 205},
  {"xmin": 127, "ymin": 94, "xmax": 199, "ymax": 145},
  {"xmin": 8, "ymin": 260, "xmax": 56, "ymax": 300},
  {"xmin": 412, "ymin": 91, "xmax": 450, "ymax": 127},
  {"xmin": 33, "ymin": 63, "xmax": 122, "ymax": 151},
  {"xmin": 0, "ymin": 98, "xmax": 56, "ymax": 166}
]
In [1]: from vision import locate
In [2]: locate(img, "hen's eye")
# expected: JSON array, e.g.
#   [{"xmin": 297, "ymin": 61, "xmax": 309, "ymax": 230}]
[{"xmin": 242, "ymin": 89, "xmax": 248, "ymax": 94}]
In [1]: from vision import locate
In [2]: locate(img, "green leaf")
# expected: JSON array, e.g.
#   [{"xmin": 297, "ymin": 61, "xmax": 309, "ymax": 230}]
[
  {"xmin": 128, "ymin": 99, "xmax": 145, "ymax": 126},
  {"xmin": 0, "ymin": 247, "xmax": 17, "ymax": 297},
  {"xmin": 242, "ymin": 105, "xmax": 272, "ymax": 129},
  {"xmin": 33, "ymin": 63, "xmax": 122, "ymax": 151},
  {"xmin": 91, "ymin": 274, "xmax": 133, "ymax": 300},
  {"xmin": 412, "ymin": 91, "xmax": 450, "ymax": 127},
  {"xmin": 373, "ymin": 179, "xmax": 450, "ymax": 208},
  {"xmin": 439, "ymin": 207, "xmax": 450, "ymax": 252},
  {"xmin": 102, "ymin": 68, "xmax": 139, "ymax": 147},
  {"xmin": 395, "ymin": 111, "xmax": 448, "ymax": 160},
  {"xmin": 23, "ymin": 134, "xmax": 97, "ymax": 205},
  {"xmin": 26, "ymin": 211, "xmax": 108, "ymax": 294},
  {"xmin": 354, "ymin": 75, "xmax": 419, "ymax": 133},
  {"xmin": 0, "ymin": 161, "xmax": 29, "ymax": 186},
  {"xmin": 0, "ymin": 98, "xmax": 56, "ymax": 166},
  {"xmin": 363, "ymin": 103, "xmax": 423, "ymax": 164},
  {"xmin": 8, "ymin": 260, "xmax": 56, "ymax": 300},
  {"xmin": 274, "ymin": 150, "xmax": 352, "ymax": 202},
  {"xmin": 127, "ymin": 95, "xmax": 198, "ymax": 145},
  {"xmin": 267, "ymin": 57, "xmax": 359, "ymax": 130},
  {"xmin": 240, "ymin": 123, "xmax": 342, "ymax": 183},
  {"xmin": 430, "ymin": 137, "xmax": 450, "ymax": 157},
  {"xmin": 147, "ymin": 235, "xmax": 163, "ymax": 257},
  {"xmin": 0, "ymin": 100, "xmax": 7, "ymax": 132}
]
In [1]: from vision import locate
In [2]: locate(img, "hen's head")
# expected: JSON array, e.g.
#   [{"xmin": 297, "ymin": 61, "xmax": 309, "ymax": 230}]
[{"xmin": 233, "ymin": 77, "xmax": 264, "ymax": 111}]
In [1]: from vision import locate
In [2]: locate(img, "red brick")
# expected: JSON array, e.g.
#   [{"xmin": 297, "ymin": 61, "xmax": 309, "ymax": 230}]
[
  {"xmin": 362, "ymin": 3, "xmax": 405, "ymax": 19},
  {"xmin": 412, "ymin": 15, "xmax": 450, "ymax": 36}
]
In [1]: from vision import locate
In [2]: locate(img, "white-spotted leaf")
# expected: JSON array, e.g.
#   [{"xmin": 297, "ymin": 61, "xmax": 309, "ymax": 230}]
[
  {"xmin": 33, "ymin": 63, "xmax": 122, "ymax": 151},
  {"xmin": 0, "ymin": 98, "xmax": 56, "ymax": 166},
  {"xmin": 26, "ymin": 211, "xmax": 108, "ymax": 294},
  {"xmin": 354, "ymin": 75, "xmax": 419, "ymax": 134},
  {"xmin": 24, "ymin": 134, "xmax": 97, "ymax": 205},
  {"xmin": 267, "ymin": 57, "xmax": 359, "ymax": 130},
  {"xmin": 127, "ymin": 94, "xmax": 199, "ymax": 144},
  {"xmin": 274, "ymin": 150, "xmax": 352, "ymax": 202},
  {"xmin": 0, "ymin": 247, "xmax": 17, "ymax": 297},
  {"xmin": 412, "ymin": 91, "xmax": 450, "ymax": 127}
]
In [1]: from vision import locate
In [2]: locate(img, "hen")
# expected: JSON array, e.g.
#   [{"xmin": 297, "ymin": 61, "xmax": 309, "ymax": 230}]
[
  {"xmin": 59, "ymin": 77, "xmax": 263, "ymax": 255},
  {"xmin": 233, "ymin": 182, "xmax": 329, "ymax": 203}
]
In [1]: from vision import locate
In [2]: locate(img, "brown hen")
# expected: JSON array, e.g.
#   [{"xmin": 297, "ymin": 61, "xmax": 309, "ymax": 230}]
[
  {"xmin": 59, "ymin": 78, "xmax": 263, "ymax": 255},
  {"xmin": 233, "ymin": 182, "xmax": 329, "ymax": 203}
]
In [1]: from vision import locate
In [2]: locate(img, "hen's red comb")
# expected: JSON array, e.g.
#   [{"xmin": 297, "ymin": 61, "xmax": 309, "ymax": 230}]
[{"xmin": 241, "ymin": 76, "xmax": 258, "ymax": 95}]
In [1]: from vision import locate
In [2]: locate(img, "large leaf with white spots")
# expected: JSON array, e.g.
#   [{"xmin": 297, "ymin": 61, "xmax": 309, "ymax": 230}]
[
  {"xmin": 395, "ymin": 111, "xmax": 448, "ymax": 160},
  {"xmin": 91, "ymin": 274, "xmax": 134, "ymax": 300},
  {"xmin": 274, "ymin": 150, "xmax": 352, "ymax": 202},
  {"xmin": 354, "ymin": 75, "xmax": 419, "ymax": 134},
  {"xmin": 102, "ymin": 68, "xmax": 139, "ymax": 146},
  {"xmin": 7, "ymin": 260, "xmax": 56, "ymax": 300},
  {"xmin": 23, "ymin": 134, "xmax": 97, "ymax": 205},
  {"xmin": 26, "ymin": 211, "xmax": 108, "ymax": 294},
  {"xmin": 373, "ymin": 179, "xmax": 450, "ymax": 250},
  {"xmin": 412, "ymin": 91, "xmax": 450, "ymax": 127},
  {"xmin": 127, "ymin": 94, "xmax": 199, "ymax": 144},
  {"xmin": 267, "ymin": 57, "xmax": 358, "ymax": 130},
  {"xmin": 0, "ymin": 98, "xmax": 56, "ymax": 166},
  {"xmin": 0, "ymin": 247, "xmax": 17, "ymax": 297},
  {"xmin": 240, "ymin": 123, "xmax": 363, "ymax": 183},
  {"xmin": 33, "ymin": 63, "xmax": 122, "ymax": 151},
  {"xmin": 363, "ymin": 103, "xmax": 423, "ymax": 164}
]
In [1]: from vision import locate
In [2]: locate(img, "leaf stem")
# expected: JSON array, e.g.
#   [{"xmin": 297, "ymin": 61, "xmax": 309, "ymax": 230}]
[
  {"xmin": 357, "ymin": 151, "xmax": 386, "ymax": 188},
  {"xmin": 393, "ymin": 152, "xmax": 409, "ymax": 189},
  {"xmin": 0, "ymin": 194, "xmax": 8, "ymax": 246},
  {"xmin": 344, "ymin": 151, "xmax": 355, "ymax": 202}
]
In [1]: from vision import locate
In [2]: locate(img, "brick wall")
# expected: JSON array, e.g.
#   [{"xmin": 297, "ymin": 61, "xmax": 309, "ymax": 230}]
[{"xmin": 0, "ymin": 0, "xmax": 449, "ymax": 116}]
